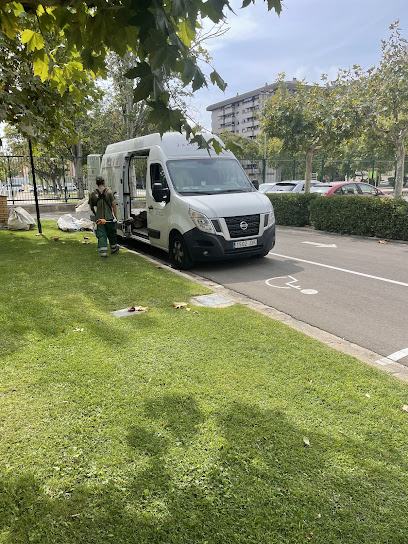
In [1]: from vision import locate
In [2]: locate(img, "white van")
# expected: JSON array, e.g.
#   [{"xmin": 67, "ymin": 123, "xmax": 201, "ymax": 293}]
[{"xmin": 88, "ymin": 132, "xmax": 275, "ymax": 269}]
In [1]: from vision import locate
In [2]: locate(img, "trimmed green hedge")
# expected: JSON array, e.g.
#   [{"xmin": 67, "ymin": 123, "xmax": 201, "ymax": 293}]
[
  {"xmin": 310, "ymin": 196, "xmax": 408, "ymax": 240},
  {"xmin": 267, "ymin": 193, "xmax": 318, "ymax": 226},
  {"xmin": 267, "ymin": 193, "xmax": 408, "ymax": 240}
]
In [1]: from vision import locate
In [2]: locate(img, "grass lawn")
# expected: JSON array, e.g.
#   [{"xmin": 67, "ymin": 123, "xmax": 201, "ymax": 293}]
[{"xmin": 1, "ymin": 221, "xmax": 408, "ymax": 544}]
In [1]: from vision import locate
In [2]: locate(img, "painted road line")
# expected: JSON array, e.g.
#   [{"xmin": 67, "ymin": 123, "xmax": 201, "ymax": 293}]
[
  {"xmin": 302, "ymin": 242, "xmax": 337, "ymax": 248},
  {"xmin": 265, "ymin": 275, "xmax": 318, "ymax": 295},
  {"xmin": 270, "ymin": 253, "xmax": 408, "ymax": 288},
  {"xmin": 376, "ymin": 348, "xmax": 408, "ymax": 366}
]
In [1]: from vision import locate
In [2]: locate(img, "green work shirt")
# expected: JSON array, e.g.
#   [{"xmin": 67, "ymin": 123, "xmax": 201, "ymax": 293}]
[{"xmin": 89, "ymin": 188, "xmax": 114, "ymax": 220}]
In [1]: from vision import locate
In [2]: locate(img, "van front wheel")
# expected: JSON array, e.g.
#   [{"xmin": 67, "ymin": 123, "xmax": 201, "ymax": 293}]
[{"xmin": 169, "ymin": 234, "xmax": 193, "ymax": 270}]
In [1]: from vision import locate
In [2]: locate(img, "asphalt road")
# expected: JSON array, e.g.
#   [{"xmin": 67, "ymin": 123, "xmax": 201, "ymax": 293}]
[{"xmin": 192, "ymin": 227, "xmax": 408, "ymax": 365}]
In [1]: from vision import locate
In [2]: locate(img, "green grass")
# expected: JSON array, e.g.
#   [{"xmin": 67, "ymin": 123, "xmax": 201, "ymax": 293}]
[{"xmin": 1, "ymin": 222, "xmax": 408, "ymax": 544}]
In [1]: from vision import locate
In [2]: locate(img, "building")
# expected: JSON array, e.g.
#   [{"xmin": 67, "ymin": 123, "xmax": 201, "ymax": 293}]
[{"xmin": 206, "ymin": 79, "xmax": 300, "ymax": 138}]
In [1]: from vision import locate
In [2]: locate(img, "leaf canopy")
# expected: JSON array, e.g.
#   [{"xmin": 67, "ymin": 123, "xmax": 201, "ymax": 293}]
[{"xmin": 0, "ymin": 0, "xmax": 283, "ymax": 138}]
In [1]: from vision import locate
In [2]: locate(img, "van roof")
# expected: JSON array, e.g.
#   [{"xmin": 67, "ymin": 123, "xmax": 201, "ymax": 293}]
[{"xmin": 104, "ymin": 132, "xmax": 234, "ymax": 159}]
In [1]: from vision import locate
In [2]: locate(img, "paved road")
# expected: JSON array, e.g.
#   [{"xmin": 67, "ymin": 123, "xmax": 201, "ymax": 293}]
[{"xmin": 192, "ymin": 227, "xmax": 408, "ymax": 365}]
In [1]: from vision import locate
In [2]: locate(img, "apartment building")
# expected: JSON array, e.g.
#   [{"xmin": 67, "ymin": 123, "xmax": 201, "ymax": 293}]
[{"xmin": 206, "ymin": 79, "xmax": 299, "ymax": 138}]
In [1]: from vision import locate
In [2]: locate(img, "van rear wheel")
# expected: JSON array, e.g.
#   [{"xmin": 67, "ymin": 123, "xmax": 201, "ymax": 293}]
[{"xmin": 170, "ymin": 234, "xmax": 193, "ymax": 270}]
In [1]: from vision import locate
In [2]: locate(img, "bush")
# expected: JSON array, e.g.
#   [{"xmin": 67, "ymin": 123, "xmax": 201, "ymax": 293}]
[
  {"xmin": 267, "ymin": 193, "xmax": 318, "ymax": 227},
  {"xmin": 309, "ymin": 196, "xmax": 408, "ymax": 240}
]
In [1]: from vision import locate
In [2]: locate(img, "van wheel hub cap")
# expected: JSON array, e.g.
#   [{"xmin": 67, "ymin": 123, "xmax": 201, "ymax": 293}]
[{"xmin": 174, "ymin": 241, "xmax": 183, "ymax": 262}]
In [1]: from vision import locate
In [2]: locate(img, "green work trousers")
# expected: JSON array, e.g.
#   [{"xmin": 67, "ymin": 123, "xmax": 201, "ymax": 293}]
[{"xmin": 95, "ymin": 222, "xmax": 118, "ymax": 257}]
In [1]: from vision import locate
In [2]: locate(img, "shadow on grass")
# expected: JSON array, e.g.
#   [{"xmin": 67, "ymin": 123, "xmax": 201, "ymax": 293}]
[{"xmin": 1, "ymin": 400, "xmax": 407, "ymax": 544}]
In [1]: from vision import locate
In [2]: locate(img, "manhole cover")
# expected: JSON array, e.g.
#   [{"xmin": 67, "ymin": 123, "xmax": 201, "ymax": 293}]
[{"xmin": 193, "ymin": 294, "xmax": 234, "ymax": 307}]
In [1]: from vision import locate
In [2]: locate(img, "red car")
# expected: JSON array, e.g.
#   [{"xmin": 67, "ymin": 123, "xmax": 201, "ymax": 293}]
[{"xmin": 310, "ymin": 181, "xmax": 392, "ymax": 197}]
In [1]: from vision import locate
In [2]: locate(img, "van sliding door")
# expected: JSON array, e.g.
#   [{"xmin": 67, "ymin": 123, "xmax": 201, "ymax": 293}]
[{"xmin": 129, "ymin": 155, "xmax": 148, "ymax": 214}]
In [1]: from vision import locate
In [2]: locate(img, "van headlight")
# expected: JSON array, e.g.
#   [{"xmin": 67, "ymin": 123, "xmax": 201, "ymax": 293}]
[
  {"xmin": 265, "ymin": 209, "xmax": 275, "ymax": 228},
  {"xmin": 189, "ymin": 209, "xmax": 215, "ymax": 234}
]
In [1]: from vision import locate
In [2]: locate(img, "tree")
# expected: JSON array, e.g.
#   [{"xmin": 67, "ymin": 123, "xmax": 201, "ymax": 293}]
[
  {"xmin": 0, "ymin": 28, "xmax": 96, "ymax": 145},
  {"xmin": 339, "ymin": 23, "xmax": 408, "ymax": 199},
  {"xmin": 260, "ymin": 76, "xmax": 362, "ymax": 192},
  {"xmin": 0, "ymin": 0, "xmax": 283, "ymax": 147}
]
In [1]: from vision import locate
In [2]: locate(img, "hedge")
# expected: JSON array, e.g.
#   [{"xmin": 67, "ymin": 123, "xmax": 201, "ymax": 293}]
[
  {"xmin": 267, "ymin": 193, "xmax": 318, "ymax": 226},
  {"xmin": 267, "ymin": 193, "xmax": 408, "ymax": 240}
]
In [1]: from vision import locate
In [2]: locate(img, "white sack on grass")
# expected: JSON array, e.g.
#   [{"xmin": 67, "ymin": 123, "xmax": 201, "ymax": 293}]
[
  {"xmin": 76, "ymin": 197, "xmax": 91, "ymax": 213},
  {"xmin": 8, "ymin": 207, "xmax": 36, "ymax": 230},
  {"xmin": 57, "ymin": 214, "xmax": 94, "ymax": 232}
]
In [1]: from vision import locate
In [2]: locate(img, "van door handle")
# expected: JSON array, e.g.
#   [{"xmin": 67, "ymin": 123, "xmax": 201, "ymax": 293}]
[{"xmin": 148, "ymin": 205, "xmax": 153, "ymax": 210}]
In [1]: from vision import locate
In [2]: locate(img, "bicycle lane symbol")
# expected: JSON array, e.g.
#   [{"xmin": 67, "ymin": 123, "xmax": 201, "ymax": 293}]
[{"xmin": 265, "ymin": 275, "xmax": 318, "ymax": 295}]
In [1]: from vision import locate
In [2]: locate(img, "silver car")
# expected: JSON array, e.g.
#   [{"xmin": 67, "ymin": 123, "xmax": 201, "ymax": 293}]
[
  {"xmin": 268, "ymin": 180, "xmax": 321, "ymax": 193},
  {"xmin": 259, "ymin": 182, "xmax": 277, "ymax": 193}
]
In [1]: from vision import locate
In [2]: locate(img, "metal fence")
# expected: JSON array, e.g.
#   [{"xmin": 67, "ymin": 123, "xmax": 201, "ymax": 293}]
[
  {"xmin": 237, "ymin": 157, "xmax": 408, "ymax": 186},
  {"xmin": 0, "ymin": 155, "xmax": 84, "ymax": 204},
  {"xmin": 1, "ymin": 154, "xmax": 407, "ymax": 205}
]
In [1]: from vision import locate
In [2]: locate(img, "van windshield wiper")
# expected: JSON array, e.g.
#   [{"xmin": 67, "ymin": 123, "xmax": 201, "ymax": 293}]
[{"xmin": 221, "ymin": 188, "xmax": 250, "ymax": 193}]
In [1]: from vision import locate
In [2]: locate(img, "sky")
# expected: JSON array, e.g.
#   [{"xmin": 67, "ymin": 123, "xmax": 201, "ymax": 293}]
[{"xmin": 191, "ymin": 0, "xmax": 408, "ymax": 131}]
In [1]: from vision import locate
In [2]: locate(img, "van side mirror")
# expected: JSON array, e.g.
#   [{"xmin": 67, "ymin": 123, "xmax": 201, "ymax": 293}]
[
  {"xmin": 152, "ymin": 182, "xmax": 170, "ymax": 203},
  {"xmin": 252, "ymin": 179, "xmax": 259, "ymax": 190}
]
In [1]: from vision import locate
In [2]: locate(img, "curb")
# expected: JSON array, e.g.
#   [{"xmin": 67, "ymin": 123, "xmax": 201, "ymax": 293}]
[
  {"xmin": 277, "ymin": 224, "xmax": 408, "ymax": 246},
  {"xmin": 17, "ymin": 203, "xmax": 77, "ymax": 214}
]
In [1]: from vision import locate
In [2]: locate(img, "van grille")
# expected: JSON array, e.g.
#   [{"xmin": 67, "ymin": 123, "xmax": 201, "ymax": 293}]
[{"xmin": 225, "ymin": 214, "xmax": 260, "ymax": 238}]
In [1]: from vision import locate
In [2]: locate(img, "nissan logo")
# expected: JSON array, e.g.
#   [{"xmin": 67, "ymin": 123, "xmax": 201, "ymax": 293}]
[{"xmin": 240, "ymin": 221, "xmax": 248, "ymax": 231}]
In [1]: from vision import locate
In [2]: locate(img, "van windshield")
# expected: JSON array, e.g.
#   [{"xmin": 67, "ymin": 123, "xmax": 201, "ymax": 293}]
[{"xmin": 166, "ymin": 159, "xmax": 255, "ymax": 195}]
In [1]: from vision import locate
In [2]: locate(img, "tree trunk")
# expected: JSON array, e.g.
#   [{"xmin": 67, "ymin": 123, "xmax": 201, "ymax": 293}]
[
  {"xmin": 394, "ymin": 137, "xmax": 405, "ymax": 199},
  {"xmin": 304, "ymin": 149, "xmax": 314, "ymax": 193},
  {"xmin": 126, "ymin": 92, "xmax": 134, "ymax": 139},
  {"xmin": 72, "ymin": 140, "xmax": 84, "ymax": 199}
]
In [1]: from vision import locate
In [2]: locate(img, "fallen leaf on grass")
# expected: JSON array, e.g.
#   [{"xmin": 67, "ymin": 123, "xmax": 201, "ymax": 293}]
[
  {"xmin": 73, "ymin": 328, "xmax": 84, "ymax": 332},
  {"xmin": 403, "ymin": 405, "xmax": 408, "ymax": 413},
  {"xmin": 303, "ymin": 436, "xmax": 310, "ymax": 447},
  {"xmin": 51, "ymin": 237, "xmax": 59, "ymax": 241},
  {"xmin": 173, "ymin": 302, "xmax": 188, "ymax": 309},
  {"xmin": 60, "ymin": 328, "xmax": 65, "ymax": 333},
  {"xmin": 128, "ymin": 306, "xmax": 147, "ymax": 313}
]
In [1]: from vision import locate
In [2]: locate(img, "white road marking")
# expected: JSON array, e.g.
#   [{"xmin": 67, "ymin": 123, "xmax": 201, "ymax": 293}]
[
  {"xmin": 265, "ymin": 275, "xmax": 318, "ymax": 295},
  {"xmin": 270, "ymin": 253, "xmax": 408, "ymax": 288},
  {"xmin": 376, "ymin": 348, "xmax": 408, "ymax": 366},
  {"xmin": 302, "ymin": 242, "xmax": 337, "ymax": 248}
]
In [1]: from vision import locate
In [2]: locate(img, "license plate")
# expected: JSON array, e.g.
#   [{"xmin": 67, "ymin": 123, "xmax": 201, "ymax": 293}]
[{"xmin": 233, "ymin": 239, "xmax": 257, "ymax": 249}]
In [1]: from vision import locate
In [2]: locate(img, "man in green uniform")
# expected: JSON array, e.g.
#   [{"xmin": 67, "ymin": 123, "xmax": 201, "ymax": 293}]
[{"xmin": 89, "ymin": 177, "xmax": 119, "ymax": 258}]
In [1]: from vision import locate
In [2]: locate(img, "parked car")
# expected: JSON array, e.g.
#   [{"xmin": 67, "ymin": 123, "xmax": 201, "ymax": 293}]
[
  {"xmin": 310, "ymin": 181, "xmax": 391, "ymax": 197},
  {"xmin": 267, "ymin": 180, "xmax": 321, "ymax": 194},
  {"xmin": 7, "ymin": 178, "xmax": 27, "ymax": 192},
  {"xmin": 259, "ymin": 182, "xmax": 277, "ymax": 193}
]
